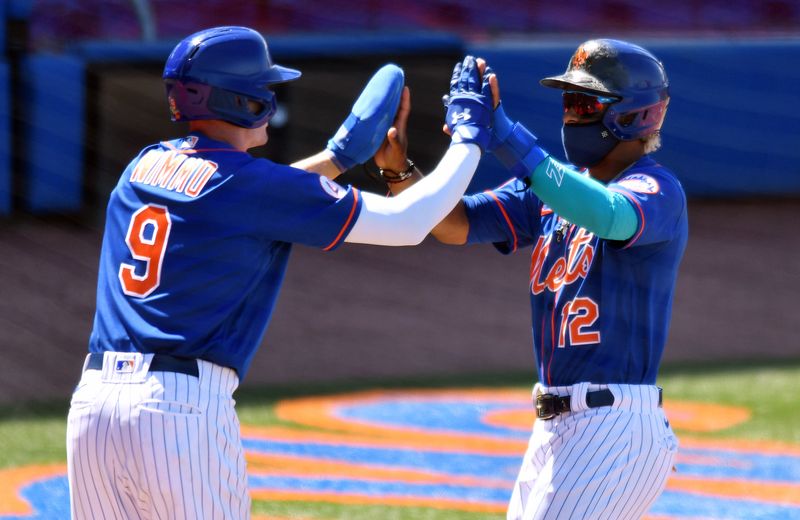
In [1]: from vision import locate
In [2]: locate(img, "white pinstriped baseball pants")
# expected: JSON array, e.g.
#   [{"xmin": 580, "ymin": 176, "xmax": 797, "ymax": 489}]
[
  {"xmin": 507, "ymin": 383, "xmax": 678, "ymax": 520},
  {"xmin": 66, "ymin": 352, "xmax": 249, "ymax": 519}
]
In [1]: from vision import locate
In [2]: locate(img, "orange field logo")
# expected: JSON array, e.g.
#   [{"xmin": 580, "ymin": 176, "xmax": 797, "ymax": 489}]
[{"xmin": 2, "ymin": 389, "xmax": 799, "ymax": 519}]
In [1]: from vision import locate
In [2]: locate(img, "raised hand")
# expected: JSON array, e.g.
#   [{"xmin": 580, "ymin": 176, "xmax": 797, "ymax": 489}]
[
  {"xmin": 442, "ymin": 56, "xmax": 493, "ymax": 151},
  {"xmin": 480, "ymin": 62, "xmax": 548, "ymax": 180},
  {"xmin": 374, "ymin": 86, "xmax": 411, "ymax": 174},
  {"xmin": 327, "ymin": 64, "xmax": 405, "ymax": 172}
]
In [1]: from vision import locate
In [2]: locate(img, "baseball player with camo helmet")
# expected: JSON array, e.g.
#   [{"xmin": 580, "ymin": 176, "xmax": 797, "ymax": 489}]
[
  {"xmin": 385, "ymin": 41, "xmax": 687, "ymax": 519},
  {"xmin": 66, "ymin": 26, "xmax": 495, "ymax": 519}
]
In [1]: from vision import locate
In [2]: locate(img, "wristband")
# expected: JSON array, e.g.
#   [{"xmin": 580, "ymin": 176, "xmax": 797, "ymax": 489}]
[
  {"xmin": 491, "ymin": 122, "xmax": 548, "ymax": 181},
  {"xmin": 379, "ymin": 159, "xmax": 416, "ymax": 183}
]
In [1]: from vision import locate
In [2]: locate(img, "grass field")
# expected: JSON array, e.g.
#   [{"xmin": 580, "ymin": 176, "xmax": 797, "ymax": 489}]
[{"xmin": 1, "ymin": 359, "xmax": 798, "ymax": 519}]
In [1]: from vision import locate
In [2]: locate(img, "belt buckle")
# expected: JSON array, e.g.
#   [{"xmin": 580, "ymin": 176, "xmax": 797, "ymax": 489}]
[{"xmin": 535, "ymin": 393, "xmax": 559, "ymax": 420}]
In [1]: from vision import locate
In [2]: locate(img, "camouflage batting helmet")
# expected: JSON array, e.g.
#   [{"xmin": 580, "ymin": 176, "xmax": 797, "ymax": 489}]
[{"xmin": 541, "ymin": 39, "xmax": 669, "ymax": 140}]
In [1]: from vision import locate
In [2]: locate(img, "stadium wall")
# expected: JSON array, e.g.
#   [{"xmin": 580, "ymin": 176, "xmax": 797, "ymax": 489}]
[
  {"xmin": 0, "ymin": 61, "xmax": 9, "ymax": 215},
  {"xmin": 466, "ymin": 38, "xmax": 800, "ymax": 197},
  {"xmin": 5, "ymin": 35, "xmax": 800, "ymax": 216},
  {"xmin": 0, "ymin": 34, "xmax": 798, "ymax": 404}
]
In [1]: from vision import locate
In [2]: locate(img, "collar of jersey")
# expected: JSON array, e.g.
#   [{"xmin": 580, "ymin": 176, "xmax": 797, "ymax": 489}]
[
  {"xmin": 607, "ymin": 155, "xmax": 657, "ymax": 184},
  {"xmin": 161, "ymin": 132, "xmax": 245, "ymax": 155}
]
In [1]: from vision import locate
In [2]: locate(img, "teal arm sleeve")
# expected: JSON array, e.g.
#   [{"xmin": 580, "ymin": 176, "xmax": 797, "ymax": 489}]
[{"xmin": 530, "ymin": 156, "xmax": 638, "ymax": 240}]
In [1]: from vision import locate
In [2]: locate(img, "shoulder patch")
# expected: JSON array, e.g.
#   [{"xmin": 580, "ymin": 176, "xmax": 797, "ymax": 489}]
[
  {"xmin": 319, "ymin": 176, "xmax": 346, "ymax": 199},
  {"xmin": 179, "ymin": 135, "xmax": 199, "ymax": 149},
  {"xmin": 617, "ymin": 173, "xmax": 660, "ymax": 194}
]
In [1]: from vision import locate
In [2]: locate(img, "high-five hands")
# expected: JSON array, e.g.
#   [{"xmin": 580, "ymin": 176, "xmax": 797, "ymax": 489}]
[
  {"xmin": 442, "ymin": 56, "xmax": 494, "ymax": 151},
  {"xmin": 327, "ymin": 64, "xmax": 405, "ymax": 172},
  {"xmin": 478, "ymin": 60, "xmax": 548, "ymax": 181},
  {"xmin": 374, "ymin": 86, "xmax": 412, "ymax": 174}
]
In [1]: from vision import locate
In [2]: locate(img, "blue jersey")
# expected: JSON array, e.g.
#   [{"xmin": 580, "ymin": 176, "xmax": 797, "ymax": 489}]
[
  {"xmin": 89, "ymin": 133, "xmax": 362, "ymax": 379},
  {"xmin": 465, "ymin": 156, "xmax": 687, "ymax": 385}
]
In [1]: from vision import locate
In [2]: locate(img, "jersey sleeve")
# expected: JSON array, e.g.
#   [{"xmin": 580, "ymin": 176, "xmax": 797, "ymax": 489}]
[
  {"xmin": 607, "ymin": 169, "xmax": 687, "ymax": 248},
  {"xmin": 242, "ymin": 161, "xmax": 363, "ymax": 250},
  {"xmin": 463, "ymin": 178, "xmax": 543, "ymax": 254}
]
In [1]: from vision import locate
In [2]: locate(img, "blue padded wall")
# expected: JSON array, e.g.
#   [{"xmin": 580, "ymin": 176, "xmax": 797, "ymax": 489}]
[
  {"xmin": 468, "ymin": 38, "xmax": 800, "ymax": 197},
  {"xmin": 0, "ymin": 61, "xmax": 9, "ymax": 215},
  {"xmin": 21, "ymin": 54, "xmax": 85, "ymax": 212},
  {"xmin": 0, "ymin": 1, "xmax": 5, "ymax": 55}
]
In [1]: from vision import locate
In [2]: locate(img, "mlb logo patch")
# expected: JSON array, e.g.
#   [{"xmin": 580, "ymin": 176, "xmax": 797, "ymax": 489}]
[
  {"xmin": 115, "ymin": 358, "xmax": 136, "ymax": 373},
  {"xmin": 617, "ymin": 173, "xmax": 660, "ymax": 194},
  {"xmin": 319, "ymin": 176, "xmax": 346, "ymax": 199},
  {"xmin": 179, "ymin": 135, "xmax": 199, "ymax": 149}
]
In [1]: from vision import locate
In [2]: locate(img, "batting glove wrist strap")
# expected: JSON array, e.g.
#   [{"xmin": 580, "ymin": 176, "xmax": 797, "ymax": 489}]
[
  {"xmin": 327, "ymin": 64, "xmax": 405, "ymax": 171},
  {"xmin": 446, "ymin": 96, "xmax": 492, "ymax": 151},
  {"xmin": 490, "ymin": 104, "xmax": 548, "ymax": 181},
  {"xmin": 443, "ymin": 56, "xmax": 493, "ymax": 152}
]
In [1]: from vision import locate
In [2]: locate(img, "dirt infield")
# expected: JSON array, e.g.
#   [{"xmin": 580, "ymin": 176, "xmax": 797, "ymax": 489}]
[{"xmin": 0, "ymin": 198, "xmax": 797, "ymax": 404}]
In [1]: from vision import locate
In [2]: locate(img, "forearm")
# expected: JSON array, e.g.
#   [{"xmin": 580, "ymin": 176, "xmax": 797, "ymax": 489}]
[
  {"xmin": 530, "ymin": 156, "xmax": 638, "ymax": 240},
  {"xmin": 431, "ymin": 202, "xmax": 469, "ymax": 244},
  {"xmin": 345, "ymin": 144, "xmax": 480, "ymax": 246},
  {"xmin": 291, "ymin": 150, "xmax": 343, "ymax": 180},
  {"xmin": 381, "ymin": 162, "xmax": 469, "ymax": 245},
  {"xmin": 385, "ymin": 167, "xmax": 423, "ymax": 196}
]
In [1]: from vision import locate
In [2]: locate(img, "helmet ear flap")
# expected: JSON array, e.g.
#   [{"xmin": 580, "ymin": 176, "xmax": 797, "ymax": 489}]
[
  {"xmin": 165, "ymin": 80, "xmax": 214, "ymax": 122},
  {"xmin": 183, "ymin": 83, "xmax": 208, "ymax": 104},
  {"xmin": 616, "ymin": 112, "xmax": 638, "ymax": 129},
  {"xmin": 207, "ymin": 87, "xmax": 277, "ymax": 128},
  {"xmin": 606, "ymin": 99, "xmax": 669, "ymax": 139}
]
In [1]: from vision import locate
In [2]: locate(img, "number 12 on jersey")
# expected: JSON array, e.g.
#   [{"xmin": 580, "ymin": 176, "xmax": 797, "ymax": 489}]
[
  {"xmin": 118, "ymin": 204, "xmax": 172, "ymax": 298},
  {"xmin": 557, "ymin": 297, "xmax": 601, "ymax": 348}
]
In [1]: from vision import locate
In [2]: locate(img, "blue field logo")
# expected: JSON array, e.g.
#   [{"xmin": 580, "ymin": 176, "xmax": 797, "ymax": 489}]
[{"xmin": 1, "ymin": 388, "xmax": 799, "ymax": 519}]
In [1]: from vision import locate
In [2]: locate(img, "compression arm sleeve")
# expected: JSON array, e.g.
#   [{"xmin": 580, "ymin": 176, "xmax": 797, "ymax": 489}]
[
  {"xmin": 531, "ymin": 156, "xmax": 638, "ymax": 240},
  {"xmin": 345, "ymin": 143, "xmax": 480, "ymax": 246}
]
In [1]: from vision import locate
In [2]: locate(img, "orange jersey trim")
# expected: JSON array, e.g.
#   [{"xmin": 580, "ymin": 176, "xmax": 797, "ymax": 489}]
[
  {"xmin": 180, "ymin": 148, "xmax": 245, "ymax": 154},
  {"xmin": 487, "ymin": 191, "xmax": 518, "ymax": 253},
  {"xmin": 159, "ymin": 141, "xmax": 244, "ymax": 155},
  {"xmin": 609, "ymin": 187, "xmax": 645, "ymax": 248},
  {"xmin": 323, "ymin": 189, "xmax": 360, "ymax": 252}
]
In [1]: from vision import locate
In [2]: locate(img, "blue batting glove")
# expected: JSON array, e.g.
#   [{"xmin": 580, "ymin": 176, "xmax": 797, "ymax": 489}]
[
  {"xmin": 443, "ymin": 56, "xmax": 492, "ymax": 151},
  {"xmin": 327, "ymin": 64, "xmax": 405, "ymax": 171}
]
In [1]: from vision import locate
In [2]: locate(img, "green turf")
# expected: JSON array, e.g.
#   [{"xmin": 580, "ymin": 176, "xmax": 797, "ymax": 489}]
[
  {"xmin": 1, "ymin": 360, "xmax": 798, "ymax": 519},
  {"xmin": 658, "ymin": 360, "xmax": 800, "ymax": 442},
  {"xmin": 0, "ymin": 401, "xmax": 68, "ymax": 469},
  {"xmin": 0, "ymin": 417, "xmax": 66, "ymax": 468},
  {"xmin": 252, "ymin": 501, "xmax": 503, "ymax": 520}
]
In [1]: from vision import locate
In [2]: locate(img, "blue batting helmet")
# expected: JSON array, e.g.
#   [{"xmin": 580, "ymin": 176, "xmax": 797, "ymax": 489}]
[
  {"xmin": 163, "ymin": 26, "xmax": 301, "ymax": 128},
  {"xmin": 540, "ymin": 39, "xmax": 669, "ymax": 140}
]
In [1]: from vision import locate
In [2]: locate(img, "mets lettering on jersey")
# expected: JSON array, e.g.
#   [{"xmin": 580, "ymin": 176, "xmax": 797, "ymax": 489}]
[
  {"xmin": 462, "ymin": 155, "xmax": 686, "ymax": 520},
  {"xmin": 463, "ymin": 156, "xmax": 688, "ymax": 386},
  {"xmin": 529, "ymin": 227, "xmax": 594, "ymax": 295}
]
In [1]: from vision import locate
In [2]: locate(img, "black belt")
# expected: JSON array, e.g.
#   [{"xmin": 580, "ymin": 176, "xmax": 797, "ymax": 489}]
[
  {"xmin": 86, "ymin": 352, "xmax": 199, "ymax": 377},
  {"xmin": 535, "ymin": 387, "xmax": 663, "ymax": 420}
]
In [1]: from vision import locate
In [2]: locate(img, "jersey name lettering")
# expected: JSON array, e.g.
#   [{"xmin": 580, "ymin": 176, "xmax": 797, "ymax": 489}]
[
  {"xmin": 530, "ymin": 227, "xmax": 595, "ymax": 295},
  {"xmin": 130, "ymin": 149, "xmax": 218, "ymax": 198}
]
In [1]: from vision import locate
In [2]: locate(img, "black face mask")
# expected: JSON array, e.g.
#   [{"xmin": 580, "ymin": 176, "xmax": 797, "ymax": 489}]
[{"xmin": 561, "ymin": 121, "xmax": 620, "ymax": 168}]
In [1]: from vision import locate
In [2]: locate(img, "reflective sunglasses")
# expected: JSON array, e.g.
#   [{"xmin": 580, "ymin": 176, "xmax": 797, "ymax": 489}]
[{"xmin": 562, "ymin": 91, "xmax": 617, "ymax": 116}]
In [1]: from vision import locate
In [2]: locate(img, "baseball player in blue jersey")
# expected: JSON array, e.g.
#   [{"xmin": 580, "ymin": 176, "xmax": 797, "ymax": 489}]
[
  {"xmin": 66, "ymin": 26, "xmax": 495, "ymax": 519},
  {"xmin": 387, "ymin": 41, "xmax": 687, "ymax": 519}
]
